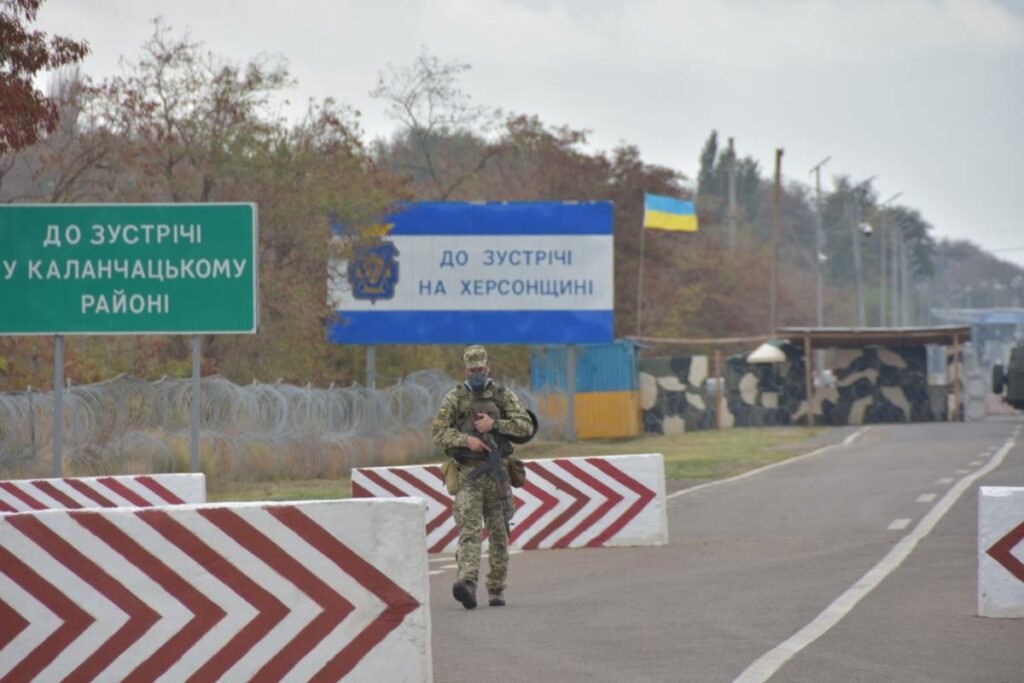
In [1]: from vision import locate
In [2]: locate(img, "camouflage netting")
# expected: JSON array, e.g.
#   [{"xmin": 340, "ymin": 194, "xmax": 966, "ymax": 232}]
[{"xmin": 641, "ymin": 344, "xmax": 954, "ymax": 433}]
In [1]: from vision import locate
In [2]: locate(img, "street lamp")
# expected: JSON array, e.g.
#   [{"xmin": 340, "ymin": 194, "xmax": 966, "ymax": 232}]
[
  {"xmin": 849, "ymin": 175, "xmax": 877, "ymax": 328},
  {"xmin": 874, "ymin": 192, "xmax": 903, "ymax": 327},
  {"xmin": 809, "ymin": 157, "xmax": 831, "ymax": 329}
]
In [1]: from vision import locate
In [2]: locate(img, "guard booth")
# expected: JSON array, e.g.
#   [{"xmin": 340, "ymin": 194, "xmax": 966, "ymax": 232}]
[{"xmin": 776, "ymin": 326, "xmax": 972, "ymax": 426}]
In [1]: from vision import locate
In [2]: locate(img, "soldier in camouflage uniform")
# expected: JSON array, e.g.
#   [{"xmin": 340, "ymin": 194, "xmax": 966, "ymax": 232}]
[{"xmin": 432, "ymin": 345, "xmax": 533, "ymax": 609}]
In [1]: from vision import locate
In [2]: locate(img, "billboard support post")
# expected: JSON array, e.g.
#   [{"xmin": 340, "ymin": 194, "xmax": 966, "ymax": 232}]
[{"xmin": 53, "ymin": 335, "xmax": 64, "ymax": 477}]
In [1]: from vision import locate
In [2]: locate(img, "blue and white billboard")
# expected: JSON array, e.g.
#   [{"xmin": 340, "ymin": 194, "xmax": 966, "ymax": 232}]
[{"xmin": 329, "ymin": 201, "xmax": 614, "ymax": 344}]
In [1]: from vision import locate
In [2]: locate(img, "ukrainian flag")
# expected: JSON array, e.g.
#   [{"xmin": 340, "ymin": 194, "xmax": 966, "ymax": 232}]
[{"xmin": 643, "ymin": 193, "xmax": 698, "ymax": 232}]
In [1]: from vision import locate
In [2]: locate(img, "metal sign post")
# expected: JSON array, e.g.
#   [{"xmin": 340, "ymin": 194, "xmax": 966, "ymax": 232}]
[
  {"xmin": 192, "ymin": 335, "xmax": 201, "ymax": 472},
  {"xmin": 566, "ymin": 345, "xmax": 577, "ymax": 442},
  {"xmin": 366, "ymin": 346, "xmax": 376, "ymax": 390},
  {"xmin": 53, "ymin": 335, "xmax": 64, "ymax": 477}
]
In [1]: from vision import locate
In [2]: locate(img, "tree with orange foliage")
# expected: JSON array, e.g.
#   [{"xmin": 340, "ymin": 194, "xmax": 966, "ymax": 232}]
[{"xmin": 0, "ymin": 0, "xmax": 89, "ymax": 154}]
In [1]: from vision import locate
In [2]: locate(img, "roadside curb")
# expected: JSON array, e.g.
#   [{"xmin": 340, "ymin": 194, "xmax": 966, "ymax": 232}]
[{"xmin": 666, "ymin": 426, "xmax": 870, "ymax": 501}]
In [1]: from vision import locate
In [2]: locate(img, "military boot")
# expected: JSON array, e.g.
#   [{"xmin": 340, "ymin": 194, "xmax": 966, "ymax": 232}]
[
  {"xmin": 488, "ymin": 590, "xmax": 505, "ymax": 607},
  {"xmin": 452, "ymin": 581, "xmax": 477, "ymax": 609}
]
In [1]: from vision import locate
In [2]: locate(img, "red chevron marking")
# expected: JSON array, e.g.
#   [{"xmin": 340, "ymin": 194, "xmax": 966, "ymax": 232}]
[
  {"xmin": 0, "ymin": 524, "xmax": 95, "ymax": 682},
  {"xmin": 392, "ymin": 468, "xmax": 452, "ymax": 533},
  {"xmin": 0, "ymin": 499, "xmax": 18, "ymax": 513},
  {"xmin": 356, "ymin": 469, "xmax": 459, "ymax": 552},
  {"xmin": 270, "ymin": 506, "xmax": 421, "ymax": 682},
  {"xmin": 554, "ymin": 460, "xmax": 624, "ymax": 548},
  {"xmin": 201, "ymin": 507, "xmax": 355, "ymax": 682},
  {"xmin": 357, "ymin": 469, "xmax": 407, "ymax": 498},
  {"xmin": 17, "ymin": 512, "xmax": 162, "ymax": 681},
  {"xmin": 987, "ymin": 520, "xmax": 1024, "ymax": 583},
  {"xmin": 65, "ymin": 479, "xmax": 117, "ymax": 507},
  {"xmin": 423, "ymin": 466, "xmax": 461, "ymax": 552},
  {"xmin": 430, "ymin": 528, "xmax": 460, "ymax": 553},
  {"xmin": 520, "ymin": 463, "xmax": 588, "ymax": 550},
  {"xmin": 0, "ymin": 597, "xmax": 28, "ymax": 652},
  {"xmin": 430, "ymin": 527, "xmax": 461, "ymax": 554},
  {"xmin": 31, "ymin": 481, "xmax": 83, "ymax": 509},
  {"xmin": 509, "ymin": 476, "xmax": 559, "ymax": 546},
  {"xmin": 135, "ymin": 476, "xmax": 186, "ymax": 505},
  {"xmin": 70, "ymin": 510, "xmax": 225, "ymax": 682},
  {"xmin": 138, "ymin": 508, "xmax": 288, "ymax": 682},
  {"xmin": 585, "ymin": 458, "xmax": 656, "ymax": 546},
  {"xmin": 0, "ymin": 482, "xmax": 47, "ymax": 510},
  {"xmin": 97, "ymin": 477, "xmax": 151, "ymax": 507}
]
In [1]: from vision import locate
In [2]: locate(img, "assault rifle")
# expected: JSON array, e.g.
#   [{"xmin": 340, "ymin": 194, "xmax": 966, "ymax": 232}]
[{"xmin": 467, "ymin": 431, "xmax": 514, "ymax": 537}]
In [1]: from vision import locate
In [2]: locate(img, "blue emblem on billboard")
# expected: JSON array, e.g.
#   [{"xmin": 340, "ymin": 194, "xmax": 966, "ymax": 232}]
[{"xmin": 348, "ymin": 240, "xmax": 399, "ymax": 303}]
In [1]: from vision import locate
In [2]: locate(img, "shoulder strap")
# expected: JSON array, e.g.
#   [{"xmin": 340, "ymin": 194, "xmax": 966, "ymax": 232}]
[
  {"xmin": 452, "ymin": 384, "xmax": 472, "ymax": 424},
  {"xmin": 492, "ymin": 384, "xmax": 510, "ymax": 417}
]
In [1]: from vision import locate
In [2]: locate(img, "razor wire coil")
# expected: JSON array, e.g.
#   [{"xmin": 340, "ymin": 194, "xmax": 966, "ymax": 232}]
[{"xmin": 0, "ymin": 370, "xmax": 552, "ymax": 480}]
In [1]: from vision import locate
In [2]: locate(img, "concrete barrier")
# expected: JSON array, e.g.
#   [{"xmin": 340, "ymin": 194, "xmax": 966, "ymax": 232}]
[
  {"xmin": 0, "ymin": 473, "xmax": 206, "ymax": 512},
  {"xmin": 979, "ymin": 486, "xmax": 1024, "ymax": 618},
  {"xmin": 352, "ymin": 453, "xmax": 668, "ymax": 553},
  {"xmin": 0, "ymin": 498, "xmax": 432, "ymax": 682}
]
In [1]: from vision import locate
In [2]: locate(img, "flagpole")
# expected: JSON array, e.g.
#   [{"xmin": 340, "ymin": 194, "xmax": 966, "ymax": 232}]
[{"xmin": 637, "ymin": 208, "xmax": 647, "ymax": 336}]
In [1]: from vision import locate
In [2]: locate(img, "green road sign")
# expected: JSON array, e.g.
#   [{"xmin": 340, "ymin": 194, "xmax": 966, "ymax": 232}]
[{"xmin": 0, "ymin": 204, "xmax": 258, "ymax": 334}]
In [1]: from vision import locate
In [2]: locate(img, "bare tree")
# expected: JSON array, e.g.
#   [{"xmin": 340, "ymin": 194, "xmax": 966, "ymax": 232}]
[{"xmin": 370, "ymin": 48, "xmax": 504, "ymax": 200}]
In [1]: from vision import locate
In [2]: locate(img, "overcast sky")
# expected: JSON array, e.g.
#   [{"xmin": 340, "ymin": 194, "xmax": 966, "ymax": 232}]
[{"xmin": 35, "ymin": 0, "xmax": 1024, "ymax": 269}]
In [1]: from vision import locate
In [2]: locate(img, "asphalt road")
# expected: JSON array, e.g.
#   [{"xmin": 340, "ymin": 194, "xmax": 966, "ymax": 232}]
[{"xmin": 428, "ymin": 417, "xmax": 1024, "ymax": 683}]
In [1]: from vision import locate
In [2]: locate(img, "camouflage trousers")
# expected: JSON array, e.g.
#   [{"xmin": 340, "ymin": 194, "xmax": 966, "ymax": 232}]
[{"xmin": 452, "ymin": 465, "xmax": 515, "ymax": 593}]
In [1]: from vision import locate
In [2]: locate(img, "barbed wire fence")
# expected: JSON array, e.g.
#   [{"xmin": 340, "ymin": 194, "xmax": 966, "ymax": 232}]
[{"xmin": 0, "ymin": 370, "xmax": 563, "ymax": 482}]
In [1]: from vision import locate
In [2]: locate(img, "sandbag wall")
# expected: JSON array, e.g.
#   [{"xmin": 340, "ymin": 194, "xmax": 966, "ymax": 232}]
[
  {"xmin": 641, "ymin": 344, "xmax": 944, "ymax": 432},
  {"xmin": 531, "ymin": 341, "xmax": 642, "ymax": 439},
  {"xmin": 640, "ymin": 353, "xmax": 794, "ymax": 432}
]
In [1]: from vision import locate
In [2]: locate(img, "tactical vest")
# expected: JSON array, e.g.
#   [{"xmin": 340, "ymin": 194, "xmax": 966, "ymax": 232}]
[
  {"xmin": 446, "ymin": 383, "xmax": 512, "ymax": 459},
  {"xmin": 456, "ymin": 385, "xmax": 503, "ymax": 431}
]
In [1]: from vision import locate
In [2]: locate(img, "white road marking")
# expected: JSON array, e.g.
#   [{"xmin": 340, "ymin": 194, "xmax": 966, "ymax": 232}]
[
  {"xmin": 667, "ymin": 427, "xmax": 870, "ymax": 501},
  {"xmin": 441, "ymin": 564, "xmax": 458, "ymax": 570},
  {"xmin": 429, "ymin": 556, "xmax": 454, "ymax": 564},
  {"xmin": 936, "ymin": 478, "xmax": 954, "ymax": 485},
  {"xmin": 429, "ymin": 570, "xmax": 445, "ymax": 576},
  {"xmin": 887, "ymin": 518, "xmax": 911, "ymax": 531},
  {"xmin": 969, "ymin": 460, "xmax": 983, "ymax": 466},
  {"xmin": 915, "ymin": 493, "xmax": 937, "ymax": 503},
  {"xmin": 955, "ymin": 469, "xmax": 969, "ymax": 474},
  {"xmin": 732, "ymin": 434, "xmax": 1017, "ymax": 683}
]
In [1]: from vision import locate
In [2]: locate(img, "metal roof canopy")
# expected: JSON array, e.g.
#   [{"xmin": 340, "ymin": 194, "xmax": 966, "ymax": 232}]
[
  {"xmin": 775, "ymin": 325, "xmax": 972, "ymax": 349},
  {"xmin": 932, "ymin": 308, "xmax": 1024, "ymax": 325},
  {"xmin": 773, "ymin": 325, "xmax": 971, "ymax": 427}
]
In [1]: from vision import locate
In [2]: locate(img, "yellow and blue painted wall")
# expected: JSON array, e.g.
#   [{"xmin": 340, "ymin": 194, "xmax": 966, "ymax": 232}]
[{"xmin": 531, "ymin": 340, "xmax": 641, "ymax": 439}]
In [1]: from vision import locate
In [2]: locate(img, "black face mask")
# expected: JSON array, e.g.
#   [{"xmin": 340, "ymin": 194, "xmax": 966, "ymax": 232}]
[{"xmin": 466, "ymin": 371, "xmax": 490, "ymax": 393}]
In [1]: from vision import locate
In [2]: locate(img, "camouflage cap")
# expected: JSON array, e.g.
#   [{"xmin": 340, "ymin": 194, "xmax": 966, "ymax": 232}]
[{"xmin": 462, "ymin": 345, "xmax": 488, "ymax": 368}]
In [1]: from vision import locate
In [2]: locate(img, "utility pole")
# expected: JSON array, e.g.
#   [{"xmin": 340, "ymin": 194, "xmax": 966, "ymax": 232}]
[
  {"xmin": 891, "ymin": 222, "xmax": 900, "ymax": 325},
  {"xmin": 879, "ymin": 212, "xmax": 887, "ymax": 326},
  {"xmin": 878, "ymin": 192, "xmax": 902, "ymax": 327},
  {"xmin": 850, "ymin": 198, "xmax": 865, "ymax": 328},
  {"xmin": 809, "ymin": 156, "xmax": 830, "ymax": 328},
  {"xmin": 901, "ymin": 230, "xmax": 911, "ymax": 325},
  {"xmin": 849, "ymin": 176, "xmax": 876, "ymax": 328},
  {"xmin": 727, "ymin": 137, "xmax": 738, "ymax": 252},
  {"xmin": 770, "ymin": 148, "xmax": 783, "ymax": 332}
]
